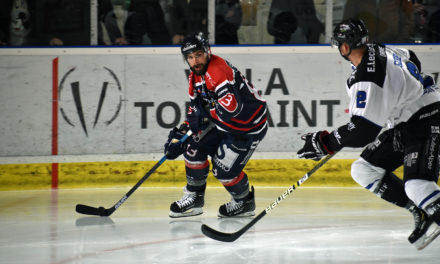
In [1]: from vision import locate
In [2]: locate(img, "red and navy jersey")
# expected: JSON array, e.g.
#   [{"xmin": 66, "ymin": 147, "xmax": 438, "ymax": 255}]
[{"xmin": 187, "ymin": 54, "xmax": 267, "ymax": 135}]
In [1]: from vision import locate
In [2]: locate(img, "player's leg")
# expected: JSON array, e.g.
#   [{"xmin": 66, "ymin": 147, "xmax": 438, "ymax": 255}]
[
  {"xmin": 351, "ymin": 129, "xmax": 430, "ymax": 242},
  {"xmin": 352, "ymin": 129, "xmax": 408, "ymax": 205},
  {"xmin": 400, "ymin": 109, "xmax": 440, "ymax": 248},
  {"xmin": 403, "ymin": 125, "xmax": 440, "ymax": 226},
  {"xmin": 169, "ymin": 129, "xmax": 221, "ymax": 218},
  {"xmin": 213, "ymin": 128, "xmax": 267, "ymax": 217}
]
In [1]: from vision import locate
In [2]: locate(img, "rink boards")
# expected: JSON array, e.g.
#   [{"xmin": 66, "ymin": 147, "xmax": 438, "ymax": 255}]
[
  {"xmin": 0, "ymin": 45, "xmax": 437, "ymax": 190},
  {"xmin": 0, "ymin": 157, "xmax": 404, "ymax": 190}
]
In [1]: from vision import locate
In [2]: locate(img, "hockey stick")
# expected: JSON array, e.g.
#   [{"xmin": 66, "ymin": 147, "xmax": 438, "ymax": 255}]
[
  {"xmin": 75, "ymin": 130, "xmax": 193, "ymax": 217},
  {"xmin": 201, "ymin": 154, "xmax": 335, "ymax": 242}
]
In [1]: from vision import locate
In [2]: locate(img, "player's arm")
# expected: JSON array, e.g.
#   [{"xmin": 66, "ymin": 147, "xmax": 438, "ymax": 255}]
[
  {"xmin": 323, "ymin": 115, "xmax": 382, "ymax": 152},
  {"xmin": 298, "ymin": 115, "xmax": 382, "ymax": 161}
]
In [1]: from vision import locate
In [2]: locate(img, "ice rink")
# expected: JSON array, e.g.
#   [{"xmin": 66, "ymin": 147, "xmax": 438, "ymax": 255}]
[{"xmin": 1, "ymin": 186, "xmax": 439, "ymax": 264}]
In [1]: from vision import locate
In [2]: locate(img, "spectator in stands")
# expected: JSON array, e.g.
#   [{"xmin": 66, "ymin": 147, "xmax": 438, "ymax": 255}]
[
  {"xmin": 4, "ymin": 0, "xmax": 31, "ymax": 46},
  {"xmin": 100, "ymin": 0, "xmax": 128, "ymax": 45},
  {"xmin": 267, "ymin": 0, "xmax": 324, "ymax": 44},
  {"xmin": 125, "ymin": 0, "xmax": 170, "ymax": 45},
  {"xmin": 97, "ymin": 0, "xmax": 115, "ymax": 45},
  {"xmin": 343, "ymin": 0, "xmax": 414, "ymax": 43},
  {"xmin": 215, "ymin": 0, "xmax": 242, "ymax": 44},
  {"xmin": 169, "ymin": 0, "xmax": 207, "ymax": 45},
  {"xmin": 101, "ymin": 0, "xmax": 170, "ymax": 45}
]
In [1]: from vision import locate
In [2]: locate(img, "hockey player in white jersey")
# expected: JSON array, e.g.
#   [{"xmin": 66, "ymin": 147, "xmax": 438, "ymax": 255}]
[{"xmin": 297, "ymin": 18, "xmax": 440, "ymax": 249}]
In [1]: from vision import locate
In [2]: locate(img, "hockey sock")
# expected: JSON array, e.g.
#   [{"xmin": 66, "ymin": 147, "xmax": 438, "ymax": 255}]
[
  {"xmin": 221, "ymin": 171, "xmax": 250, "ymax": 201},
  {"xmin": 186, "ymin": 183, "xmax": 206, "ymax": 193},
  {"xmin": 373, "ymin": 172, "xmax": 410, "ymax": 208},
  {"xmin": 185, "ymin": 160, "xmax": 209, "ymax": 192}
]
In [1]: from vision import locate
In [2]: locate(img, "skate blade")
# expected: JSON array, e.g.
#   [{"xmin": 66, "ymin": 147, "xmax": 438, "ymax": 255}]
[
  {"xmin": 218, "ymin": 211, "xmax": 255, "ymax": 218},
  {"xmin": 169, "ymin": 207, "xmax": 203, "ymax": 218},
  {"xmin": 414, "ymin": 224, "xmax": 440, "ymax": 250}
]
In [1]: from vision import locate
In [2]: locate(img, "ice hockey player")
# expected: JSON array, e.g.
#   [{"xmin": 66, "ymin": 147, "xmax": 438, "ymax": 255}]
[
  {"xmin": 297, "ymin": 18, "xmax": 440, "ymax": 249},
  {"xmin": 163, "ymin": 32, "xmax": 268, "ymax": 218}
]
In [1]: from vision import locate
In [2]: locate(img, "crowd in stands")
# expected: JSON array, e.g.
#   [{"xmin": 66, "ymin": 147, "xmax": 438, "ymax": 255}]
[{"xmin": 0, "ymin": 0, "xmax": 439, "ymax": 46}]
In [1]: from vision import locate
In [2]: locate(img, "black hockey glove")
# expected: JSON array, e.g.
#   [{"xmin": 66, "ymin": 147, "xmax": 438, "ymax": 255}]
[
  {"xmin": 164, "ymin": 122, "xmax": 190, "ymax": 160},
  {"xmin": 297, "ymin": 130, "xmax": 334, "ymax": 161},
  {"xmin": 187, "ymin": 99, "xmax": 209, "ymax": 134}
]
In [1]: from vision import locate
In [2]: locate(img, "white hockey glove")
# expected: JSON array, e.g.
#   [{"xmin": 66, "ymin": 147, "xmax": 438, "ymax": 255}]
[{"xmin": 297, "ymin": 130, "xmax": 334, "ymax": 161}]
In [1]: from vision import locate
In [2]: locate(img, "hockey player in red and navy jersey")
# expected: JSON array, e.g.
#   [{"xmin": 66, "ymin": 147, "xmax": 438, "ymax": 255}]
[{"xmin": 164, "ymin": 32, "xmax": 268, "ymax": 218}]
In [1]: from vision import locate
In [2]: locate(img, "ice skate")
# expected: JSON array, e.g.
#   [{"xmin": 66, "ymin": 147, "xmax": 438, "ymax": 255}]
[
  {"xmin": 412, "ymin": 223, "xmax": 440, "ymax": 250},
  {"xmin": 408, "ymin": 205, "xmax": 434, "ymax": 244},
  {"xmin": 169, "ymin": 187, "xmax": 204, "ymax": 218},
  {"xmin": 218, "ymin": 186, "xmax": 255, "ymax": 217},
  {"xmin": 412, "ymin": 199, "xmax": 440, "ymax": 250}
]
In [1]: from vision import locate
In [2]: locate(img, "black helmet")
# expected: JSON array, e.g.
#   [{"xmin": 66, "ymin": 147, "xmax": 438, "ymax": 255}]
[
  {"xmin": 331, "ymin": 19, "xmax": 368, "ymax": 49},
  {"xmin": 181, "ymin": 32, "xmax": 210, "ymax": 57}
]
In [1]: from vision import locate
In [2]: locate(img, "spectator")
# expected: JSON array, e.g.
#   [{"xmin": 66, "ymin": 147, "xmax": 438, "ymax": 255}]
[
  {"xmin": 215, "ymin": 0, "xmax": 242, "ymax": 44},
  {"xmin": 267, "ymin": 0, "xmax": 324, "ymax": 44},
  {"xmin": 8, "ymin": 0, "xmax": 31, "ymax": 46},
  {"xmin": 169, "ymin": 0, "xmax": 207, "ymax": 45},
  {"xmin": 98, "ymin": 0, "xmax": 115, "ymax": 45},
  {"xmin": 126, "ymin": 0, "xmax": 170, "ymax": 45},
  {"xmin": 101, "ymin": 0, "xmax": 170, "ymax": 45},
  {"xmin": 343, "ymin": 0, "xmax": 414, "ymax": 43},
  {"xmin": 100, "ymin": 0, "xmax": 128, "ymax": 45}
]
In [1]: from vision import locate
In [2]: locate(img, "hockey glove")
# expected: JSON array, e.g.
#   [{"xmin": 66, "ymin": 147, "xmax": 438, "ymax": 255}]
[
  {"xmin": 187, "ymin": 99, "xmax": 209, "ymax": 134},
  {"xmin": 164, "ymin": 122, "xmax": 190, "ymax": 160},
  {"xmin": 297, "ymin": 130, "xmax": 334, "ymax": 161}
]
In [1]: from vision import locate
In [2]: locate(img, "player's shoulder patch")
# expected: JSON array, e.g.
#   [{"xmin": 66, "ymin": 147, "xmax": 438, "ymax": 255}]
[{"xmin": 347, "ymin": 44, "xmax": 387, "ymax": 89}]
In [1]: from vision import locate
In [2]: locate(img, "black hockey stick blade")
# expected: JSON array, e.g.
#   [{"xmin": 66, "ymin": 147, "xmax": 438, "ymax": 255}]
[
  {"xmin": 201, "ymin": 211, "xmax": 266, "ymax": 242},
  {"xmin": 75, "ymin": 204, "xmax": 115, "ymax": 217},
  {"xmin": 200, "ymin": 154, "xmax": 335, "ymax": 242},
  {"xmin": 74, "ymin": 156, "xmax": 164, "ymax": 217},
  {"xmin": 75, "ymin": 131, "xmax": 193, "ymax": 217}
]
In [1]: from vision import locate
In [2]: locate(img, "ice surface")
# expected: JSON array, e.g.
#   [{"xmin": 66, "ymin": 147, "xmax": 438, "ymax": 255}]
[{"xmin": 0, "ymin": 187, "xmax": 438, "ymax": 264}]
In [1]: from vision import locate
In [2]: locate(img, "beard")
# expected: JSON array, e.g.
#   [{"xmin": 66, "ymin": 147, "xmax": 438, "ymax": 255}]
[{"xmin": 191, "ymin": 62, "xmax": 208, "ymax": 76}]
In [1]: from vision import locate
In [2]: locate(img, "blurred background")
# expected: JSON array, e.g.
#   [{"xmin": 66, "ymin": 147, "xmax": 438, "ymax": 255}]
[{"xmin": 1, "ymin": 0, "xmax": 439, "ymax": 47}]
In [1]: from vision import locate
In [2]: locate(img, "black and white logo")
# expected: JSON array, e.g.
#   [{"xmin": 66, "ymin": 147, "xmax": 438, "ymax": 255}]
[{"xmin": 59, "ymin": 66, "xmax": 123, "ymax": 136}]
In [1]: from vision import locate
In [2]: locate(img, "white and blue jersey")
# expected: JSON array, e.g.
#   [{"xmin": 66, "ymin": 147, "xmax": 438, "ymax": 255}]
[{"xmin": 325, "ymin": 43, "xmax": 440, "ymax": 151}]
